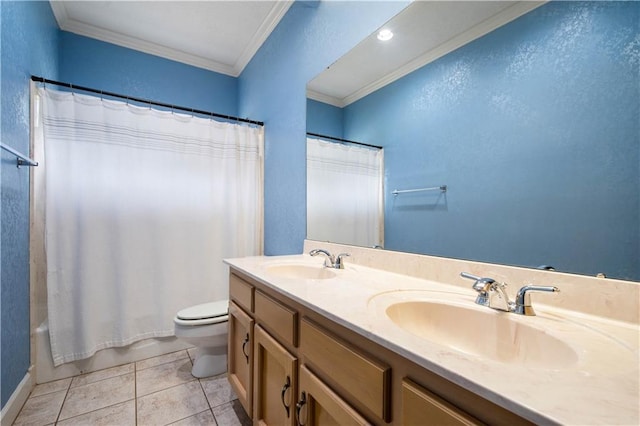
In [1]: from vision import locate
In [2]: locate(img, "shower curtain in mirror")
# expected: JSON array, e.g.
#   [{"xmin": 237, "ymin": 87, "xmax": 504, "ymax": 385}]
[
  {"xmin": 307, "ymin": 137, "xmax": 383, "ymax": 248},
  {"xmin": 36, "ymin": 88, "xmax": 263, "ymax": 366}
]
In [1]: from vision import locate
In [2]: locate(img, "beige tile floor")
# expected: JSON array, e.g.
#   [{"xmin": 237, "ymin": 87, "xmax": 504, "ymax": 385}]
[{"xmin": 13, "ymin": 349, "xmax": 252, "ymax": 426}]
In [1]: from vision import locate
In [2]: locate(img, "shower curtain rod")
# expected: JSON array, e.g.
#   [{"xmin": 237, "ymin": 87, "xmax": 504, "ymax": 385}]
[
  {"xmin": 307, "ymin": 132, "xmax": 382, "ymax": 150},
  {"xmin": 31, "ymin": 76, "xmax": 264, "ymax": 126}
]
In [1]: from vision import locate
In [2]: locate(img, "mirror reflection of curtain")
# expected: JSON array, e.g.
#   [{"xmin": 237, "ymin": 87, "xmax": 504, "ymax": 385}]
[
  {"xmin": 37, "ymin": 87, "xmax": 263, "ymax": 366},
  {"xmin": 306, "ymin": 137, "xmax": 383, "ymax": 248}
]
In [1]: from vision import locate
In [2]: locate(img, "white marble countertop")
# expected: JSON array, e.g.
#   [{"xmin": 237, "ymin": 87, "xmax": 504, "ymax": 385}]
[{"xmin": 225, "ymin": 254, "xmax": 639, "ymax": 425}]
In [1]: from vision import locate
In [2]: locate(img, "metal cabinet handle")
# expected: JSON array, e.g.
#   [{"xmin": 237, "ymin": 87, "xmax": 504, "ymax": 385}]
[
  {"xmin": 295, "ymin": 391, "xmax": 307, "ymax": 426},
  {"xmin": 281, "ymin": 376, "xmax": 291, "ymax": 417},
  {"xmin": 241, "ymin": 333, "xmax": 250, "ymax": 363}
]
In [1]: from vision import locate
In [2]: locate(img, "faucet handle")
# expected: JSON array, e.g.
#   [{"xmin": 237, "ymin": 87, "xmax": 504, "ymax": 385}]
[
  {"xmin": 460, "ymin": 272, "xmax": 495, "ymax": 292},
  {"xmin": 309, "ymin": 249, "xmax": 335, "ymax": 267},
  {"xmin": 335, "ymin": 253, "xmax": 350, "ymax": 269},
  {"xmin": 460, "ymin": 272, "xmax": 481, "ymax": 281},
  {"xmin": 461, "ymin": 272, "xmax": 498, "ymax": 307},
  {"xmin": 514, "ymin": 285, "xmax": 559, "ymax": 316}
]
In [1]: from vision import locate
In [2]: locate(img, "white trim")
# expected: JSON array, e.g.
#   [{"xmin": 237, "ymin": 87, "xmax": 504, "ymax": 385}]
[
  {"xmin": 329, "ymin": 1, "xmax": 547, "ymax": 107},
  {"xmin": 48, "ymin": 1, "xmax": 69, "ymax": 31},
  {"xmin": 50, "ymin": 1, "xmax": 293, "ymax": 77},
  {"xmin": 233, "ymin": 1, "xmax": 293, "ymax": 75},
  {"xmin": 306, "ymin": 89, "xmax": 344, "ymax": 108},
  {"xmin": 60, "ymin": 18, "xmax": 237, "ymax": 76},
  {"xmin": 0, "ymin": 367, "xmax": 34, "ymax": 426}
]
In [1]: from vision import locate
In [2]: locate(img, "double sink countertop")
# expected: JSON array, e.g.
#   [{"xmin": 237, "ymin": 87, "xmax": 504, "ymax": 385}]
[{"xmin": 225, "ymin": 254, "xmax": 639, "ymax": 425}]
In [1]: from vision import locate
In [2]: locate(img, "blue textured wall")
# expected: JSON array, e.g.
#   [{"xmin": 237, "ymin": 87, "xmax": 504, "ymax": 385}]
[
  {"xmin": 306, "ymin": 99, "xmax": 343, "ymax": 138},
  {"xmin": 1, "ymin": 15, "xmax": 238, "ymax": 412},
  {"xmin": 1, "ymin": 0, "xmax": 59, "ymax": 409},
  {"xmin": 344, "ymin": 1, "xmax": 639, "ymax": 280},
  {"xmin": 240, "ymin": 1, "xmax": 408, "ymax": 255},
  {"xmin": 59, "ymin": 32, "xmax": 238, "ymax": 116}
]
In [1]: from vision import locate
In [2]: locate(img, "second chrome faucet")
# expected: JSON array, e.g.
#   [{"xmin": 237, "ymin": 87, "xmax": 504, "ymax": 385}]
[
  {"xmin": 309, "ymin": 249, "xmax": 350, "ymax": 269},
  {"xmin": 460, "ymin": 272, "xmax": 559, "ymax": 316}
]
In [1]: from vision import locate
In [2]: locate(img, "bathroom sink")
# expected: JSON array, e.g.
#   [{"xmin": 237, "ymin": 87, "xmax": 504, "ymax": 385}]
[
  {"xmin": 385, "ymin": 300, "xmax": 579, "ymax": 369},
  {"xmin": 265, "ymin": 264, "xmax": 336, "ymax": 280}
]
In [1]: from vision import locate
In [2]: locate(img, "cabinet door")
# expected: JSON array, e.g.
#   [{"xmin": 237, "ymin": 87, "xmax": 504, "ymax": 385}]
[
  {"xmin": 295, "ymin": 365, "xmax": 371, "ymax": 426},
  {"xmin": 401, "ymin": 378, "xmax": 484, "ymax": 426},
  {"xmin": 254, "ymin": 325, "xmax": 297, "ymax": 426},
  {"xmin": 228, "ymin": 301, "xmax": 254, "ymax": 417}
]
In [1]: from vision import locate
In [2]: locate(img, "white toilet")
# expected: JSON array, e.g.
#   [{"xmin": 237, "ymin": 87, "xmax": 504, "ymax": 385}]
[{"xmin": 174, "ymin": 300, "xmax": 229, "ymax": 378}]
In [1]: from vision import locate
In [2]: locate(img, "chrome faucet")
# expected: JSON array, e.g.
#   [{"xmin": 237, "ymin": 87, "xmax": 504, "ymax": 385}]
[
  {"xmin": 460, "ymin": 272, "xmax": 559, "ymax": 316},
  {"xmin": 513, "ymin": 285, "xmax": 560, "ymax": 316},
  {"xmin": 460, "ymin": 272, "xmax": 511, "ymax": 312},
  {"xmin": 309, "ymin": 249, "xmax": 350, "ymax": 269}
]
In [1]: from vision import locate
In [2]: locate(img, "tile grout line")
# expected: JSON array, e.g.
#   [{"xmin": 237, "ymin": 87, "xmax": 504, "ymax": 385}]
[
  {"xmin": 197, "ymin": 376, "xmax": 215, "ymax": 415},
  {"xmin": 51, "ymin": 398, "xmax": 137, "ymax": 425},
  {"xmin": 66, "ymin": 367, "xmax": 132, "ymax": 390},
  {"xmin": 134, "ymin": 361, "xmax": 138, "ymax": 426},
  {"xmin": 136, "ymin": 351, "xmax": 190, "ymax": 372},
  {"xmin": 189, "ymin": 349, "xmax": 220, "ymax": 424},
  {"xmin": 137, "ymin": 377, "xmax": 200, "ymax": 399},
  {"xmin": 167, "ymin": 409, "xmax": 213, "ymax": 426},
  {"xmin": 53, "ymin": 375, "xmax": 73, "ymax": 424},
  {"xmin": 53, "ymin": 368, "xmax": 137, "ymax": 425}
]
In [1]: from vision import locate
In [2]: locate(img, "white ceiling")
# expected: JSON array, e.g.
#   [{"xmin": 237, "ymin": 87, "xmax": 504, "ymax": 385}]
[
  {"xmin": 307, "ymin": 1, "xmax": 545, "ymax": 107},
  {"xmin": 50, "ymin": 1, "xmax": 293, "ymax": 77}
]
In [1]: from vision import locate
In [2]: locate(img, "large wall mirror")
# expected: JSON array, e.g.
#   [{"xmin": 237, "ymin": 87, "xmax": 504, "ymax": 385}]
[{"xmin": 306, "ymin": 1, "xmax": 639, "ymax": 282}]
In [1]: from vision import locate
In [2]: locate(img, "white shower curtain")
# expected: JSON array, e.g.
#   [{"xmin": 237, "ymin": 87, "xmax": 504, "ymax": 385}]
[
  {"xmin": 306, "ymin": 137, "xmax": 383, "ymax": 248},
  {"xmin": 37, "ymin": 88, "xmax": 263, "ymax": 366}
]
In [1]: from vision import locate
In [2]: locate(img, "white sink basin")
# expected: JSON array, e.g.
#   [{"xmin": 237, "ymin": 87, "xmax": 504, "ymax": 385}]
[
  {"xmin": 385, "ymin": 300, "xmax": 579, "ymax": 369},
  {"xmin": 368, "ymin": 290, "xmax": 637, "ymax": 374},
  {"xmin": 265, "ymin": 264, "xmax": 336, "ymax": 280}
]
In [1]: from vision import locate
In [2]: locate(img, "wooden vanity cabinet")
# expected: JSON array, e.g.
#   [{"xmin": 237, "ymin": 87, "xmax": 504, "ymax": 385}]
[
  {"xmin": 227, "ymin": 269, "xmax": 531, "ymax": 426},
  {"xmin": 228, "ymin": 271, "xmax": 369, "ymax": 426}
]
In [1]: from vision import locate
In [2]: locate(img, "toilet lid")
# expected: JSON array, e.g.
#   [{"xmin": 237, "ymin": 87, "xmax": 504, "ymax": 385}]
[{"xmin": 177, "ymin": 300, "xmax": 229, "ymax": 321}]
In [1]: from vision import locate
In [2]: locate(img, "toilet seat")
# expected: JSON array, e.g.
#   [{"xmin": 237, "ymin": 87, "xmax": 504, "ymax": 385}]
[{"xmin": 175, "ymin": 300, "xmax": 229, "ymax": 326}]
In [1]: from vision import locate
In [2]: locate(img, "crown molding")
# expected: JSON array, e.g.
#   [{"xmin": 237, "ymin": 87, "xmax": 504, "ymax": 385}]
[
  {"xmin": 340, "ymin": 1, "xmax": 547, "ymax": 107},
  {"xmin": 306, "ymin": 89, "xmax": 344, "ymax": 108},
  {"xmin": 233, "ymin": 1, "xmax": 294, "ymax": 75},
  {"xmin": 50, "ymin": 1, "xmax": 292, "ymax": 77}
]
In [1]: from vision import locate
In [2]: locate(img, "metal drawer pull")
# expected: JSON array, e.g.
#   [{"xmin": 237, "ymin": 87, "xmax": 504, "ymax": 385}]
[
  {"xmin": 296, "ymin": 391, "xmax": 308, "ymax": 426},
  {"xmin": 281, "ymin": 376, "xmax": 291, "ymax": 417},
  {"xmin": 241, "ymin": 333, "xmax": 250, "ymax": 363}
]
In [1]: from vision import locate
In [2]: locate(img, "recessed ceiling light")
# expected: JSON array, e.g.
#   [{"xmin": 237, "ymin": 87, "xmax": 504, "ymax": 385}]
[{"xmin": 377, "ymin": 29, "xmax": 393, "ymax": 41}]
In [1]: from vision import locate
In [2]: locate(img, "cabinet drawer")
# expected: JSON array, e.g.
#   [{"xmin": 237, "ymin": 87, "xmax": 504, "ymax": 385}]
[
  {"xmin": 230, "ymin": 273, "xmax": 254, "ymax": 313},
  {"xmin": 300, "ymin": 318, "xmax": 391, "ymax": 422},
  {"xmin": 255, "ymin": 290, "xmax": 298, "ymax": 347},
  {"xmin": 401, "ymin": 378, "xmax": 483, "ymax": 426}
]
